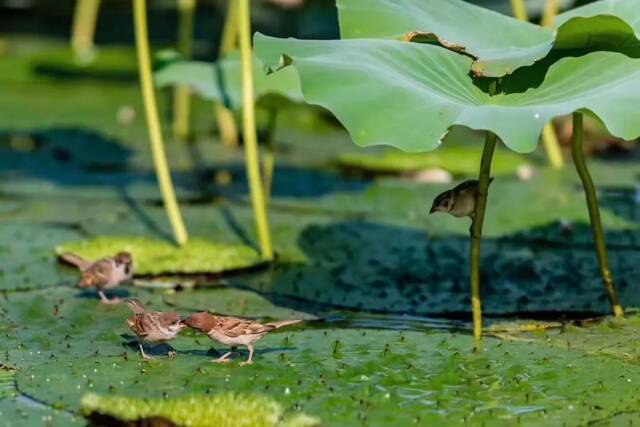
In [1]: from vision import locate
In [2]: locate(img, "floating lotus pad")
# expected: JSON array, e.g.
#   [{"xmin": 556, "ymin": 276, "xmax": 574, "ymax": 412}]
[
  {"xmin": 164, "ymin": 288, "xmax": 317, "ymax": 320},
  {"xmin": 16, "ymin": 329, "xmax": 640, "ymax": 426},
  {"xmin": 0, "ymin": 397, "xmax": 83, "ymax": 427},
  {"xmin": 80, "ymin": 392, "xmax": 320, "ymax": 427},
  {"xmin": 56, "ymin": 237, "xmax": 264, "ymax": 275},
  {"xmin": 0, "ymin": 223, "xmax": 81, "ymax": 291},
  {"xmin": 337, "ymin": 146, "xmax": 529, "ymax": 176}
]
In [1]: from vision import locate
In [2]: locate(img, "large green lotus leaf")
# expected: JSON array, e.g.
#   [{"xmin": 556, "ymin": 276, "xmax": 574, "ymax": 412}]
[
  {"xmin": 0, "ymin": 370, "xmax": 14, "ymax": 399},
  {"xmin": 256, "ymin": 35, "xmax": 640, "ymax": 153},
  {"xmin": 0, "ymin": 286, "xmax": 169, "ymax": 367},
  {"xmin": 0, "ymin": 223, "xmax": 81, "ymax": 291},
  {"xmin": 0, "ymin": 397, "xmax": 83, "ymax": 427},
  {"xmin": 163, "ymin": 288, "xmax": 317, "ymax": 320},
  {"xmin": 16, "ymin": 330, "xmax": 640, "ymax": 426},
  {"xmin": 80, "ymin": 392, "xmax": 320, "ymax": 427},
  {"xmin": 56, "ymin": 236, "xmax": 264, "ymax": 275},
  {"xmin": 154, "ymin": 52, "xmax": 304, "ymax": 111},
  {"xmin": 337, "ymin": 0, "xmax": 640, "ymax": 77}
]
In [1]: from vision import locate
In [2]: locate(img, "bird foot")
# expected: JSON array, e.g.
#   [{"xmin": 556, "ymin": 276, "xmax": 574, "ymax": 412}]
[
  {"xmin": 239, "ymin": 360, "xmax": 254, "ymax": 366},
  {"xmin": 212, "ymin": 357, "xmax": 231, "ymax": 364},
  {"xmin": 167, "ymin": 351, "xmax": 177, "ymax": 359},
  {"xmin": 100, "ymin": 297, "xmax": 122, "ymax": 305}
]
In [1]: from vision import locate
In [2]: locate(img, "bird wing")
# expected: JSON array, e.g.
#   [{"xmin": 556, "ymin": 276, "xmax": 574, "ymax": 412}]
[
  {"xmin": 79, "ymin": 260, "xmax": 113, "ymax": 288},
  {"xmin": 59, "ymin": 252, "xmax": 92, "ymax": 270},
  {"xmin": 217, "ymin": 316, "xmax": 272, "ymax": 337},
  {"xmin": 158, "ymin": 312, "xmax": 181, "ymax": 328},
  {"xmin": 127, "ymin": 313, "xmax": 150, "ymax": 337}
]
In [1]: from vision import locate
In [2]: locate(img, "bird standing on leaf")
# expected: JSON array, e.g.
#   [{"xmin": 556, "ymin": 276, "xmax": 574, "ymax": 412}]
[
  {"xmin": 185, "ymin": 312, "xmax": 301, "ymax": 365},
  {"xmin": 59, "ymin": 251, "xmax": 133, "ymax": 304},
  {"xmin": 429, "ymin": 178, "xmax": 494, "ymax": 218},
  {"xmin": 125, "ymin": 299, "xmax": 186, "ymax": 360}
]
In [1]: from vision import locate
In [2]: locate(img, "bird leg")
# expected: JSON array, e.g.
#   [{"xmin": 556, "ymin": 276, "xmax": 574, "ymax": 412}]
[
  {"xmin": 98, "ymin": 291, "xmax": 121, "ymax": 305},
  {"xmin": 139, "ymin": 342, "xmax": 153, "ymax": 361},
  {"xmin": 167, "ymin": 350, "xmax": 177, "ymax": 359},
  {"xmin": 240, "ymin": 344, "xmax": 254, "ymax": 366},
  {"xmin": 212, "ymin": 351, "xmax": 233, "ymax": 364}
]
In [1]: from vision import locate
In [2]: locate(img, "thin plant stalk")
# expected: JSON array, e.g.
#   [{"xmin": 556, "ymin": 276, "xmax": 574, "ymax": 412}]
[
  {"xmin": 571, "ymin": 112, "xmax": 623, "ymax": 317},
  {"xmin": 172, "ymin": 0, "xmax": 197, "ymax": 142},
  {"xmin": 541, "ymin": 0, "xmax": 559, "ymax": 27},
  {"xmin": 133, "ymin": 0, "xmax": 189, "ymax": 246},
  {"xmin": 262, "ymin": 109, "xmax": 279, "ymax": 205},
  {"xmin": 510, "ymin": 0, "xmax": 564, "ymax": 169},
  {"xmin": 71, "ymin": 0, "xmax": 101, "ymax": 58},
  {"xmin": 215, "ymin": 0, "xmax": 240, "ymax": 147},
  {"xmin": 469, "ymin": 81, "xmax": 498, "ymax": 340},
  {"xmin": 238, "ymin": 0, "xmax": 273, "ymax": 259}
]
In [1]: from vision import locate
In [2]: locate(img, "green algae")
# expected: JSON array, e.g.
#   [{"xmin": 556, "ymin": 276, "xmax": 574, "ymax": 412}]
[
  {"xmin": 81, "ymin": 392, "xmax": 320, "ymax": 427},
  {"xmin": 56, "ymin": 236, "xmax": 264, "ymax": 275}
]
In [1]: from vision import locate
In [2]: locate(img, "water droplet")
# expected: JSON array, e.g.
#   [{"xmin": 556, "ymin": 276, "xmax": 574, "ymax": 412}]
[
  {"xmin": 384, "ymin": 393, "xmax": 390, "ymax": 399},
  {"xmin": 534, "ymin": 113, "xmax": 540, "ymax": 119},
  {"xmin": 285, "ymin": 387, "xmax": 291, "ymax": 395}
]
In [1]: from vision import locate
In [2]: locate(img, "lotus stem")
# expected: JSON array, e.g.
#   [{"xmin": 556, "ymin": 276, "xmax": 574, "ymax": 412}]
[
  {"xmin": 571, "ymin": 112, "xmax": 623, "ymax": 317},
  {"xmin": 509, "ymin": 0, "xmax": 528, "ymax": 21},
  {"xmin": 238, "ymin": 0, "xmax": 273, "ymax": 259},
  {"xmin": 215, "ymin": 0, "xmax": 240, "ymax": 147},
  {"xmin": 541, "ymin": 123, "xmax": 564, "ymax": 168},
  {"xmin": 541, "ymin": 0, "xmax": 559, "ymax": 27},
  {"xmin": 510, "ymin": 0, "xmax": 564, "ymax": 169},
  {"xmin": 262, "ymin": 109, "xmax": 278, "ymax": 205},
  {"xmin": 71, "ymin": 0, "xmax": 101, "ymax": 58},
  {"xmin": 469, "ymin": 81, "xmax": 499, "ymax": 340},
  {"xmin": 133, "ymin": 0, "xmax": 189, "ymax": 246},
  {"xmin": 172, "ymin": 0, "xmax": 197, "ymax": 142}
]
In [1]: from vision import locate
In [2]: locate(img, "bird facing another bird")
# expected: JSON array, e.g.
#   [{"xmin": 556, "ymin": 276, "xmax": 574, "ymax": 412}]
[{"xmin": 122, "ymin": 299, "xmax": 301, "ymax": 365}]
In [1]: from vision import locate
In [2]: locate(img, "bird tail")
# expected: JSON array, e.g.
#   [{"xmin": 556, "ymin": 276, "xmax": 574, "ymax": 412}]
[
  {"xmin": 59, "ymin": 252, "xmax": 91, "ymax": 271},
  {"xmin": 265, "ymin": 319, "xmax": 302, "ymax": 330},
  {"xmin": 124, "ymin": 299, "xmax": 145, "ymax": 314}
]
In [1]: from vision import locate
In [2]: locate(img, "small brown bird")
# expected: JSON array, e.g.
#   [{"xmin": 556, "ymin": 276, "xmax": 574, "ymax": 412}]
[
  {"xmin": 429, "ymin": 178, "xmax": 494, "ymax": 218},
  {"xmin": 125, "ymin": 299, "xmax": 186, "ymax": 360},
  {"xmin": 185, "ymin": 312, "xmax": 301, "ymax": 365},
  {"xmin": 60, "ymin": 251, "xmax": 133, "ymax": 304}
]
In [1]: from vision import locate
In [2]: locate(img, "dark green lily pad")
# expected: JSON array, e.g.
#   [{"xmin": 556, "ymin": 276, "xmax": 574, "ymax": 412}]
[
  {"xmin": 56, "ymin": 237, "xmax": 264, "ymax": 275},
  {"xmin": 0, "ymin": 286, "xmax": 170, "ymax": 367},
  {"xmin": 163, "ymin": 288, "xmax": 317, "ymax": 320},
  {"xmin": 16, "ymin": 330, "xmax": 640, "ymax": 426},
  {"xmin": 0, "ymin": 369, "xmax": 14, "ymax": 399},
  {"xmin": 0, "ymin": 397, "xmax": 83, "ymax": 427},
  {"xmin": 80, "ymin": 392, "xmax": 320, "ymax": 427},
  {"xmin": 0, "ymin": 223, "xmax": 82, "ymax": 291}
]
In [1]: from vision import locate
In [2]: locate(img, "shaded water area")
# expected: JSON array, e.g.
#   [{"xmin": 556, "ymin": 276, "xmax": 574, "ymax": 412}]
[{"xmin": 2, "ymin": 9, "xmax": 640, "ymax": 426}]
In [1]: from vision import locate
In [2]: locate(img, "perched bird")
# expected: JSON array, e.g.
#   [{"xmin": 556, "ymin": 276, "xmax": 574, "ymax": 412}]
[
  {"xmin": 185, "ymin": 312, "xmax": 301, "ymax": 365},
  {"xmin": 59, "ymin": 251, "xmax": 133, "ymax": 304},
  {"xmin": 429, "ymin": 178, "xmax": 494, "ymax": 218},
  {"xmin": 125, "ymin": 299, "xmax": 186, "ymax": 360}
]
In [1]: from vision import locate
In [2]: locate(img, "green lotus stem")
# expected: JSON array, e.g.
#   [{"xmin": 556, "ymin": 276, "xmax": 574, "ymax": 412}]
[
  {"xmin": 133, "ymin": 0, "xmax": 189, "ymax": 246},
  {"xmin": 510, "ymin": 0, "xmax": 564, "ymax": 170},
  {"xmin": 71, "ymin": 0, "xmax": 101, "ymax": 57},
  {"xmin": 238, "ymin": 0, "xmax": 273, "ymax": 260},
  {"xmin": 469, "ymin": 81, "xmax": 499, "ymax": 341},
  {"xmin": 541, "ymin": 123, "xmax": 564, "ymax": 169},
  {"xmin": 172, "ymin": 0, "xmax": 197, "ymax": 142},
  {"xmin": 509, "ymin": 0, "xmax": 528, "ymax": 21},
  {"xmin": 571, "ymin": 112, "xmax": 623, "ymax": 317},
  {"xmin": 262, "ymin": 109, "xmax": 278, "ymax": 205},
  {"xmin": 541, "ymin": 0, "xmax": 559, "ymax": 27},
  {"xmin": 215, "ymin": 0, "xmax": 240, "ymax": 147}
]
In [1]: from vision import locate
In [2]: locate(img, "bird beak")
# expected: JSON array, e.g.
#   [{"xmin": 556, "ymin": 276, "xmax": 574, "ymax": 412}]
[{"xmin": 429, "ymin": 206, "xmax": 436, "ymax": 214}]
